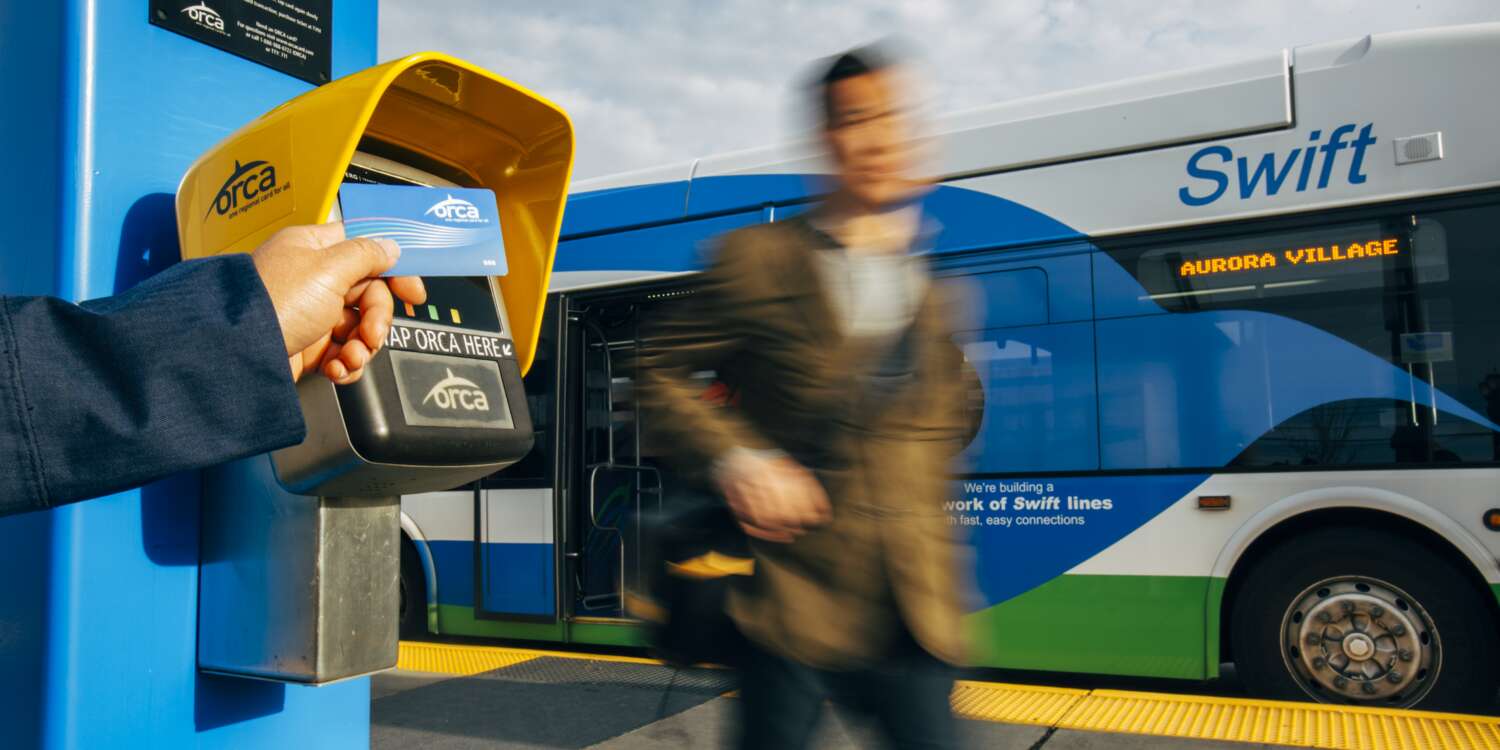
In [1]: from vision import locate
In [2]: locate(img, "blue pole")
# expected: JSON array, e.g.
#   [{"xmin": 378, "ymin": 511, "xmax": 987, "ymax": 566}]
[{"xmin": 0, "ymin": 2, "xmax": 379, "ymax": 746}]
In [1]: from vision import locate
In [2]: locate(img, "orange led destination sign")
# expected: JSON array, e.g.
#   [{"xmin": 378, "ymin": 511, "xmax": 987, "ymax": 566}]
[{"xmin": 1178, "ymin": 237, "xmax": 1401, "ymax": 278}]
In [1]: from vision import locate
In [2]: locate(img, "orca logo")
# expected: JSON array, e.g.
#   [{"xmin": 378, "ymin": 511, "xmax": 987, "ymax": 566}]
[
  {"xmin": 182, "ymin": 3, "xmax": 226, "ymax": 34},
  {"xmin": 424, "ymin": 195, "xmax": 484, "ymax": 223},
  {"xmin": 207, "ymin": 159, "xmax": 279, "ymax": 219},
  {"xmin": 422, "ymin": 368, "xmax": 491, "ymax": 412}
]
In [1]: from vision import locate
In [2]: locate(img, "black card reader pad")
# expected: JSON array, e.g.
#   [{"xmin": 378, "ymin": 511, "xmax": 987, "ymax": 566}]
[{"xmin": 390, "ymin": 350, "xmax": 514, "ymax": 429}]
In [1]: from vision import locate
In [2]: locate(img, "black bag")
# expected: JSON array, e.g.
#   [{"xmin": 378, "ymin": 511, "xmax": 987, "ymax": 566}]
[{"xmin": 636, "ymin": 489, "xmax": 752, "ymax": 667}]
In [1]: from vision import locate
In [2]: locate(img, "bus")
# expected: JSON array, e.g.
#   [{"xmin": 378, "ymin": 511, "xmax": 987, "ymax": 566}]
[{"xmin": 398, "ymin": 23, "xmax": 1500, "ymax": 711}]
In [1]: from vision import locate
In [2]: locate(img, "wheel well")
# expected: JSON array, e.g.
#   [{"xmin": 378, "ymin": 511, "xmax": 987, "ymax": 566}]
[
  {"xmin": 400, "ymin": 532, "xmax": 428, "ymax": 600},
  {"xmin": 1218, "ymin": 507, "xmax": 1500, "ymax": 663}
]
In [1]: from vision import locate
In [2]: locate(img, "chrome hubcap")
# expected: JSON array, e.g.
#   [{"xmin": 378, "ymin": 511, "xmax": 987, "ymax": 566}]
[
  {"xmin": 1281, "ymin": 576, "xmax": 1438, "ymax": 705},
  {"xmin": 1343, "ymin": 632, "xmax": 1375, "ymax": 661}
]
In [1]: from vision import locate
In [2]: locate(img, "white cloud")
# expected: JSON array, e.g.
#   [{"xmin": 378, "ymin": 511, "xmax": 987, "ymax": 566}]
[{"xmin": 380, "ymin": 0, "xmax": 1500, "ymax": 179}]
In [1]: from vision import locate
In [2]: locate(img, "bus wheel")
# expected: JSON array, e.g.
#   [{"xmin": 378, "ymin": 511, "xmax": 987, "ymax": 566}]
[
  {"xmin": 399, "ymin": 538, "xmax": 428, "ymax": 639},
  {"xmin": 1230, "ymin": 525, "xmax": 1498, "ymax": 712}
]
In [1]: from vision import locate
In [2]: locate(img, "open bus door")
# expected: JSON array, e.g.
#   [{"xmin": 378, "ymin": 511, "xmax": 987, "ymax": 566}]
[
  {"xmin": 565, "ymin": 288, "xmax": 673, "ymax": 623},
  {"xmin": 451, "ymin": 285, "xmax": 691, "ymax": 637}
]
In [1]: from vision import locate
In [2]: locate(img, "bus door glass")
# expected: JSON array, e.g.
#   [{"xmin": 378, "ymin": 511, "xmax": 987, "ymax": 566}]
[
  {"xmin": 476, "ymin": 297, "xmax": 562, "ymax": 620},
  {"xmin": 568, "ymin": 288, "xmax": 700, "ymax": 619},
  {"xmin": 570, "ymin": 289, "xmax": 672, "ymax": 618}
]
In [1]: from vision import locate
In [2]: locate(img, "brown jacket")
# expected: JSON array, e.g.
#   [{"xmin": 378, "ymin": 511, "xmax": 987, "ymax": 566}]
[{"xmin": 638, "ymin": 214, "xmax": 974, "ymax": 670}]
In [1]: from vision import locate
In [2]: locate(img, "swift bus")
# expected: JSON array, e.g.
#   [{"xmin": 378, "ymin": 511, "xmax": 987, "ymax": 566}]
[{"xmin": 398, "ymin": 24, "xmax": 1500, "ymax": 710}]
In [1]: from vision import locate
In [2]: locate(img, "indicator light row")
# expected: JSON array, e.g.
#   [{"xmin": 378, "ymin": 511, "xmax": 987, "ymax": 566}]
[{"xmin": 402, "ymin": 302, "xmax": 462, "ymax": 325}]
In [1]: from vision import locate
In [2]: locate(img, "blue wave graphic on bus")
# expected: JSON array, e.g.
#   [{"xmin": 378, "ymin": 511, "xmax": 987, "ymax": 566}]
[
  {"xmin": 1097, "ymin": 310, "xmax": 1500, "ymax": 470},
  {"xmin": 963, "ymin": 473, "xmax": 1210, "ymax": 606},
  {"xmin": 343, "ymin": 217, "xmax": 490, "ymax": 249},
  {"xmin": 562, "ymin": 174, "xmax": 1500, "ymax": 609},
  {"xmin": 557, "ymin": 175, "xmax": 1081, "ymax": 269}
]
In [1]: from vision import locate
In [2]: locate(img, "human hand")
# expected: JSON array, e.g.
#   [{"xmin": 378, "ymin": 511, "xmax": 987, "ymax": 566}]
[
  {"xmin": 715, "ymin": 450, "xmax": 831, "ymax": 543},
  {"xmin": 250, "ymin": 223, "xmax": 427, "ymax": 384}
]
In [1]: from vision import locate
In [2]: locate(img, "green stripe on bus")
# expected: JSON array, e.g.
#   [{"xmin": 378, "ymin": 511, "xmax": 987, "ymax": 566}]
[
  {"xmin": 433, "ymin": 604, "xmax": 647, "ymax": 648},
  {"xmin": 435, "ymin": 604, "xmax": 567, "ymax": 641},
  {"xmin": 1205, "ymin": 577, "xmax": 1226, "ymax": 680},
  {"xmin": 963, "ymin": 574, "xmax": 1221, "ymax": 681},
  {"xmin": 431, "ymin": 575, "xmax": 1227, "ymax": 679}
]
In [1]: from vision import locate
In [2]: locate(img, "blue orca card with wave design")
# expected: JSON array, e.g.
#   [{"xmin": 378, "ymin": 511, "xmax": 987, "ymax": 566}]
[{"xmin": 339, "ymin": 183, "xmax": 507, "ymax": 278}]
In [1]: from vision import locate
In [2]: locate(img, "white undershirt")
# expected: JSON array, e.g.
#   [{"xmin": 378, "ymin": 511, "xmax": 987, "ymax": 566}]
[{"xmin": 809, "ymin": 209, "xmax": 929, "ymax": 341}]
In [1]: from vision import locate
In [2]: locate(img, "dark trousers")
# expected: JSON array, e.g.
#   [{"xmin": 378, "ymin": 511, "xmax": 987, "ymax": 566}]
[{"xmin": 734, "ymin": 632, "xmax": 958, "ymax": 750}]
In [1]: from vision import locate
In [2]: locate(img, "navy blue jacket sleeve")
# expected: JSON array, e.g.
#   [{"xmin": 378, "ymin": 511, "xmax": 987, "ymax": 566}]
[{"xmin": 0, "ymin": 254, "xmax": 307, "ymax": 516}]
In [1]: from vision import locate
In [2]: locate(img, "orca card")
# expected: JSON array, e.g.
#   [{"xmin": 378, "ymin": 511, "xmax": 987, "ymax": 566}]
[{"xmin": 338, "ymin": 183, "xmax": 507, "ymax": 278}]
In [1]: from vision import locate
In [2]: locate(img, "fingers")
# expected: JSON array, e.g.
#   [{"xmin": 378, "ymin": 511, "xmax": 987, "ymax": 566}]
[
  {"xmin": 725, "ymin": 482, "xmax": 797, "ymax": 543},
  {"xmin": 739, "ymin": 520, "xmax": 798, "ymax": 543},
  {"xmin": 313, "ymin": 238, "xmax": 397, "ymax": 387},
  {"xmin": 288, "ymin": 354, "xmax": 305, "ymax": 383},
  {"xmin": 354, "ymin": 280, "xmax": 394, "ymax": 352},
  {"xmin": 781, "ymin": 460, "xmax": 832, "ymax": 525},
  {"xmin": 320, "ymin": 341, "xmax": 346, "ymax": 381},
  {"xmin": 720, "ymin": 458, "xmax": 830, "ymax": 544},
  {"xmin": 308, "ymin": 320, "xmax": 373, "ymax": 386},
  {"xmin": 301, "ymin": 221, "xmax": 347, "ymax": 248},
  {"xmin": 322, "ymin": 353, "xmax": 358, "ymax": 384},
  {"xmin": 738, "ymin": 481, "xmax": 786, "ymax": 538},
  {"xmin": 759, "ymin": 460, "xmax": 829, "ymax": 535},
  {"xmin": 272, "ymin": 221, "xmax": 346, "ymax": 250},
  {"xmin": 310, "ymin": 252, "xmax": 399, "ymax": 387},
  {"xmin": 291, "ymin": 332, "xmax": 334, "ymax": 383},
  {"xmin": 319, "ymin": 279, "xmax": 394, "ymax": 386},
  {"xmin": 758, "ymin": 473, "xmax": 801, "ymax": 539},
  {"xmin": 335, "ymin": 339, "xmax": 372, "ymax": 381},
  {"xmin": 332, "ymin": 307, "xmax": 360, "ymax": 343},
  {"xmin": 388, "ymin": 276, "xmax": 427, "ymax": 306},
  {"xmin": 342, "ymin": 279, "xmax": 373, "ymax": 305},
  {"xmin": 323, "ymin": 237, "xmax": 400, "ymax": 290},
  {"xmin": 318, "ymin": 340, "xmax": 367, "ymax": 385}
]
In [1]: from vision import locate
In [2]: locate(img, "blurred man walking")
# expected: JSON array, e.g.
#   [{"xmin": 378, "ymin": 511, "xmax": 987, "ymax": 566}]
[{"xmin": 640, "ymin": 44, "xmax": 976, "ymax": 750}]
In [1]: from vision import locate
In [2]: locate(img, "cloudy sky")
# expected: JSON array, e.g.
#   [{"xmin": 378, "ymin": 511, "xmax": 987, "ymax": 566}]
[{"xmin": 380, "ymin": 1, "xmax": 1499, "ymax": 181}]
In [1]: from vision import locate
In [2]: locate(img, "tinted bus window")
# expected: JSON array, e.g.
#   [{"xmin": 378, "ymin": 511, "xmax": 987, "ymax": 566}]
[
  {"xmin": 1100, "ymin": 202, "xmax": 1500, "ymax": 470},
  {"xmin": 1126, "ymin": 221, "xmax": 1439, "ymax": 312}
]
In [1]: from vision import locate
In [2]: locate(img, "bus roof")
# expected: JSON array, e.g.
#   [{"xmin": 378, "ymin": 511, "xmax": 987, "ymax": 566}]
[
  {"xmin": 556, "ymin": 23, "xmax": 1500, "ymax": 288},
  {"xmin": 576, "ymin": 45, "xmax": 1294, "ymax": 195}
]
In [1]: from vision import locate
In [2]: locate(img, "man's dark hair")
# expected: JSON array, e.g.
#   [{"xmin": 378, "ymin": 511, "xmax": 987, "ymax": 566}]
[{"xmin": 810, "ymin": 43, "xmax": 898, "ymax": 128}]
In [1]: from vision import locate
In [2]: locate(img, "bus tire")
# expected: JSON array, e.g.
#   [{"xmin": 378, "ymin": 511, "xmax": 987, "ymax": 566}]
[
  {"xmin": 399, "ymin": 537, "xmax": 429, "ymax": 639},
  {"xmin": 1229, "ymin": 524, "xmax": 1498, "ymax": 712}
]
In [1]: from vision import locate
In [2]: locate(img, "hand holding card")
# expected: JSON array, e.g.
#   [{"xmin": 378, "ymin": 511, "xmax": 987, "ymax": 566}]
[{"xmin": 339, "ymin": 183, "xmax": 507, "ymax": 278}]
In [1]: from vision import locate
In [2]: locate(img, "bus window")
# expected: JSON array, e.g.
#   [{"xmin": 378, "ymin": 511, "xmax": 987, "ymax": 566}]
[
  {"xmin": 1099, "ymin": 201, "xmax": 1500, "ymax": 470},
  {"xmin": 954, "ymin": 268, "xmax": 1049, "ymax": 331},
  {"xmin": 947, "ymin": 256, "xmax": 1097, "ymax": 473},
  {"xmin": 958, "ymin": 323, "xmax": 1099, "ymax": 472},
  {"xmin": 1232, "ymin": 204, "xmax": 1500, "ymax": 467},
  {"xmin": 1127, "ymin": 220, "xmax": 1443, "ymax": 312}
]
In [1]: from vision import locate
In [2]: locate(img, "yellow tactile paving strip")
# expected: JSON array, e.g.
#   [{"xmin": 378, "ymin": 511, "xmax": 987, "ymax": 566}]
[
  {"xmin": 951, "ymin": 679, "xmax": 1089, "ymax": 726},
  {"xmin": 396, "ymin": 641, "xmax": 1500, "ymax": 749},
  {"xmin": 1059, "ymin": 689, "xmax": 1500, "ymax": 750},
  {"xmin": 396, "ymin": 642, "xmax": 540, "ymax": 676},
  {"xmin": 397, "ymin": 640, "xmax": 674, "ymax": 676}
]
